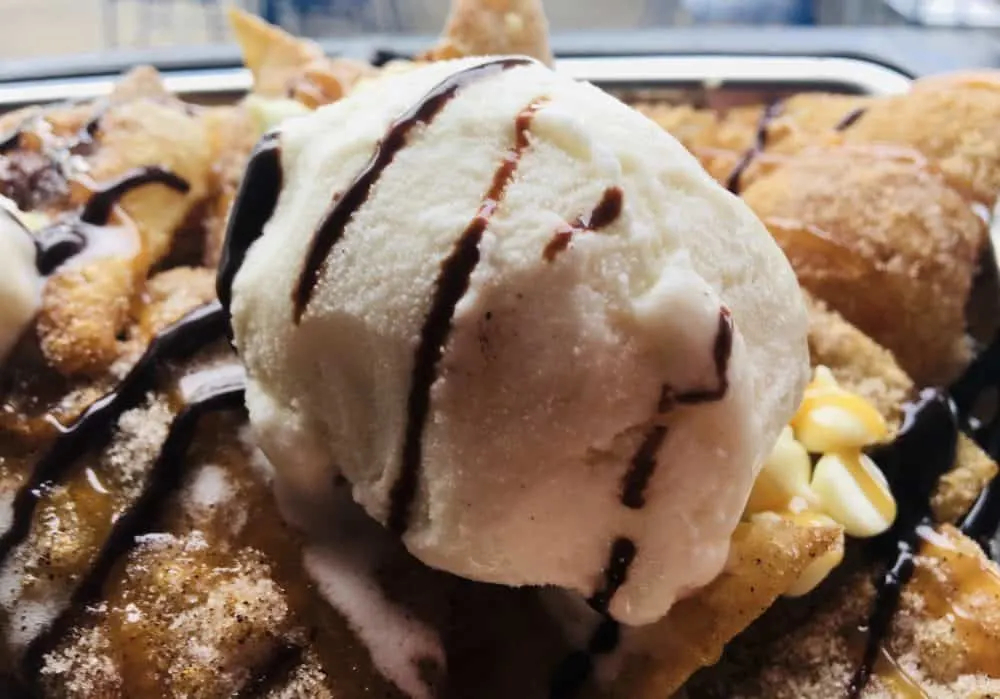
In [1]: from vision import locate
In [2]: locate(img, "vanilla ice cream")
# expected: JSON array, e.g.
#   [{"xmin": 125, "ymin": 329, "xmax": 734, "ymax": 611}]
[
  {"xmin": 0, "ymin": 198, "xmax": 41, "ymax": 364},
  {"xmin": 227, "ymin": 57, "xmax": 809, "ymax": 626}
]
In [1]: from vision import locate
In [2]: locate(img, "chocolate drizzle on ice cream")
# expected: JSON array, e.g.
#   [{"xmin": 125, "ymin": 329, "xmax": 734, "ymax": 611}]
[
  {"xmin": 292, "ymin": 57, "xmax": 535, "ymax": 324},
  {"xmin": 388, "ymin": 97, "xmax": 547, "ymax": 535},
  {"xmin": 542, "ymin": 186, "xmax": 624, "ymax": 262}
]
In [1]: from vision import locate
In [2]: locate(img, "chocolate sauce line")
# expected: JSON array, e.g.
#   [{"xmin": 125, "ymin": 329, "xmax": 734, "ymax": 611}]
[
  {"xmin": 22, "ymin": 381, "xmax": 246, "ymax": 681},
  {"xmin": 848, "ymin": 389, "xmax": 961, "ymax": 698},
  {"xmin": 620, "ymin": 425, "xmax": 667, "ymax": 510},
  {"xmin": 675, "ymin": 307, "xmax": 734, "ymax": 405},
  {"xmin": 543, "ymin": 186, "xmax": 624, "ymax": 263},
  {"xmin": 834, "ymin": 106, "xmax": 867, "ymax": 132},
  {"xmin": 550, "ymin": 306, "xmax": 736, "ymax": 697},
  {"xmin": 386, "ymin": 97, "xmax": 546, "ymax": 535},
  {"xmin": 0, "ymin": 301, "xmax": 227, "ymax": 568},
  {"xmin": 548, "ymin": 540, "xmax": 634, "ymax": 699},
  {"xmin": 725, "ymin": 100, "xmax": 783, "ymax": 195},
  {"xmin": 292, "ymin": 57, "xmax": 535, "ymax": 324},
  {"xmin": 31, "ymin": 165, "xmax": 190, "ymax": 276},
  {"xmin": 217, "ymin": 131, "xmax": 283, "ymax": 318},
  {"xmin": 956, "ymin": 331, "xmax": 1000, "ymax": 553},
  {"xmin": 587, "ymin": 537, "xmax": 637, "ymax": 614},
  {"xmin": 79, "ymin": 165, "xmax": 189, "ymax": 226}
]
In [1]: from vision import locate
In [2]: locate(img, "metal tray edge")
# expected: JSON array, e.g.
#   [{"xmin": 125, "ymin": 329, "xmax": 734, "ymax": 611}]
[{"xmin": 0, "ymin": 54, "xmax": 912, "ymax": 112}]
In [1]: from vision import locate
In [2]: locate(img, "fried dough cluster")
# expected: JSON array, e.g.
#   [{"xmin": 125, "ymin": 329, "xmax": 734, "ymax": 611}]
[{"xmin": 639, "ymin": 79, "xmax": 1000, "ymax": 387}]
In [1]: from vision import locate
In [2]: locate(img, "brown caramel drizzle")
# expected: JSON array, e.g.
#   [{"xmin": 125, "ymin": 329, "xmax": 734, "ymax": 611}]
[
  {"xmin": 292, "ymin": 57, "xmax": 535, "ymax": 324},
  {"xmin": 543, "ymin": 186, "xmax": 624, "ymax": 262},
  {"xmin": 23, "ymin": 366, "xmax": 245, "ymax": 679},
  {"xmin": 911, "ymin": 525, "xmax": 1000, "ymax": 678},
  {"xmin": 387, "ymin": 97, "xmax": 547, "ymax": 536},
  {"xmin": 0, "ymin": 302, "xmax": 228, "ymax": 567}
]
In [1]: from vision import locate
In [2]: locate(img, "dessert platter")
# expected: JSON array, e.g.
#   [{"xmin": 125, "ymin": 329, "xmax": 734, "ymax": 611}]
[{"xmin": 1, "ymin": 1, "xmax": 1000, "ymax": 697}]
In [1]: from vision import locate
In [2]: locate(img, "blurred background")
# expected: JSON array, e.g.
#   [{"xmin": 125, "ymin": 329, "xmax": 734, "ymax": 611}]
[{"xmin": 0, "ymin": 0, "xmax": 998, "ymax": 60}]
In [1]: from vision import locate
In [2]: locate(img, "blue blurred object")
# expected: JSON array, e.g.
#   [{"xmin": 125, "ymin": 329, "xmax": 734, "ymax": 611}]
[
  {"xmin": 260, "ymin": 0, "xmax": 402, "ymax": 32},
  {"xmin": 682, "ymin": 0, "xmax": 816, "ymax": 24}
]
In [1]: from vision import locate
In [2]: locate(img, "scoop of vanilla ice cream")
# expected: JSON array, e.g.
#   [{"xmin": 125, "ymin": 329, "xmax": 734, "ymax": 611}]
[
  {"xmin": 231, "ymin": 57, "xmax": 809, "ymax": 626},
  {"xmin": 0, "ymin": 199, "xmax": 40, "ymax": 364}
]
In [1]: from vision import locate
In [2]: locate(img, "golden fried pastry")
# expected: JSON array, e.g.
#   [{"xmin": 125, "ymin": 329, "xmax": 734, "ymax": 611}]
[
  {"xmin": 420, "ymin": 0, "xmax": 554, "ymax": 65},
  {"xmin": 227, "ymin": 6, "xmax": 374, "ymax": 109},
  {"xmin": 25, "ymin": 84, "xmax": 214, "ymax": 377},
  {"xmin": 765, "ymin": 92, "xmax": 871, "ymax": 153},
  {"xmin": 741, "ymin": 146, "xmax": 987, "ymax": 386},
  {"xmin": 842, "ymin": 81, "xmax": 1000, "ymax": 205}
]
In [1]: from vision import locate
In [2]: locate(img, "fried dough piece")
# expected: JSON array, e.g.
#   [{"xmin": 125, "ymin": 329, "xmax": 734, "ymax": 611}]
[
  {"xmin": 227, "ymin": 7, "xmax": 374, "ymax": 108},
  {"xmin": 37, "ymin": 87, "xmax": 214, "ymax": 377},
  {"xmin": 37, "ymin": 253, "xmax": 142, "ymax": 377},
  {"xmin": 742, "ymin": 147, "xmax": 987, "ymax": 386},
  {"xmin": 107, "ymin": 65, "xmax": 174, "ymax": 104},
  {"xmin": 765, "ymin": 92, "xmax": 870, "ymax": 154},
  {"xmin": 41, "ymin": 534, "xmax": 300, "ymax": 698},
  {"xmin": 199, "ymin": 105, "xmax": 259, "ymax": 267},
  {"xmin": 421, "ymin": 0, "xmax": 554, "ymax": 65},
  {"xmin": 616, "ymin": 516, "xmax": 843, "ymax": 698},
  {"xmin": 842, "ymin": 82, "xmax": 1000, "ymax": 205},
  {"xmin": 619, "ymin": 296, "xmax": 995, "ymax": 697},
  {"xmin": 85, "ymin": 98, "xmax": 210, "ymax": 262}
]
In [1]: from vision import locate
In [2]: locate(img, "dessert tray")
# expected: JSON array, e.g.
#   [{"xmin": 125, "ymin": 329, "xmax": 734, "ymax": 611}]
[{"xmin": 1, "ymin": 1, "xmax": 999, "ymax": 698}]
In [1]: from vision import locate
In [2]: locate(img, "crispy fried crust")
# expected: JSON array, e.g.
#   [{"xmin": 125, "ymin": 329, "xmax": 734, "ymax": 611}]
[
  {"xmin": 742, "ymin": 147, "xmax": 986, "ymax": 386},
  {"xmin": 227, "ymin": 6, "xmax": 374, "ymax": 108},
  {"xmin": 421, "ymin": 0, "xmax": 554, "ymax": 65},
  {"xmin": 842, "ymin": 84, "xmax": 1000, "ymax": 205},
  {"xmin": 615, "ymin": 516, "xmax": 843, "ymax": 698}
]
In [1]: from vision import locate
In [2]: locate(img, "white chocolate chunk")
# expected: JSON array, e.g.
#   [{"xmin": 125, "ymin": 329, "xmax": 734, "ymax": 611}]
[{"xmin": 812, "ymin": 452, "xmax": 897, "ymax": 538}]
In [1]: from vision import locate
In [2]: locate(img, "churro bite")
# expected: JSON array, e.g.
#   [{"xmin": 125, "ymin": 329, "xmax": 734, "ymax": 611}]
[
  {"xmin": 840, "ymin": 82, "xmax": 1000, "ymax": 205},
  {"xmin": 228, "ymin": 6, "xmax": 376, "ymax": 109},
  {"xmin": 421, "ymin": 0, "xmax": 554, "ymax": 65},
  {"xmin": 741, "ymin": 146, "xmax": 987, "ymax": 386}
]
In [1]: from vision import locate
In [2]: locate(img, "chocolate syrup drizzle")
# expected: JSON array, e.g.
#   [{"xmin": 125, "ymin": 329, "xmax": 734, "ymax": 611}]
[
  {"xmin": 543, "ymin": 186, "xmax": 624, "ymax": 262},
  {"xmin": 30, "ymin": 166, "xmax": 190, "ymax": 276},
  {"xmin": 0, "ymin": 302, "xmax": 227, "ymax": 567},
  {"xmin": 217, "ymin": 131, "xmax": 283, "ymax": 317},
  {"xmin": 551, "ymin": 306, "xmax": 736, "ymax": 698},
  {"xmin": 847, "ymin": 389, "xmax": 960, "ymax": 698},
  {"xmin": 292, "ymin": 57, "xmax": 535, "ymax": 324},
  {"xmin": 725, "ymin": 101, "xmax": 783, "ymax": 195},
  {"xmin": 387, "ymin": 97, "xmax": 547, "ymax": 535},
  {"xmin": 834, "ymin": 106, "xmax": 867, "ymax": 132},
  {"xmin": 79, "ymin": 165, "xmax": 189, "ymax": 226}
]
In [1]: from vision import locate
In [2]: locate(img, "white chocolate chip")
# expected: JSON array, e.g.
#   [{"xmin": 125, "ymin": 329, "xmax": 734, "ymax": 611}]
[
  {"xmin": 795, "ymin": 403, "xmax": 885, "ymax": 453},
  {"xmin": 745, "ymin": 426, "xmax": 814, "ymax": 514},
  {"xmin": 811, "ymin": 452, "xmax": 896, "ymax": 538}
]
